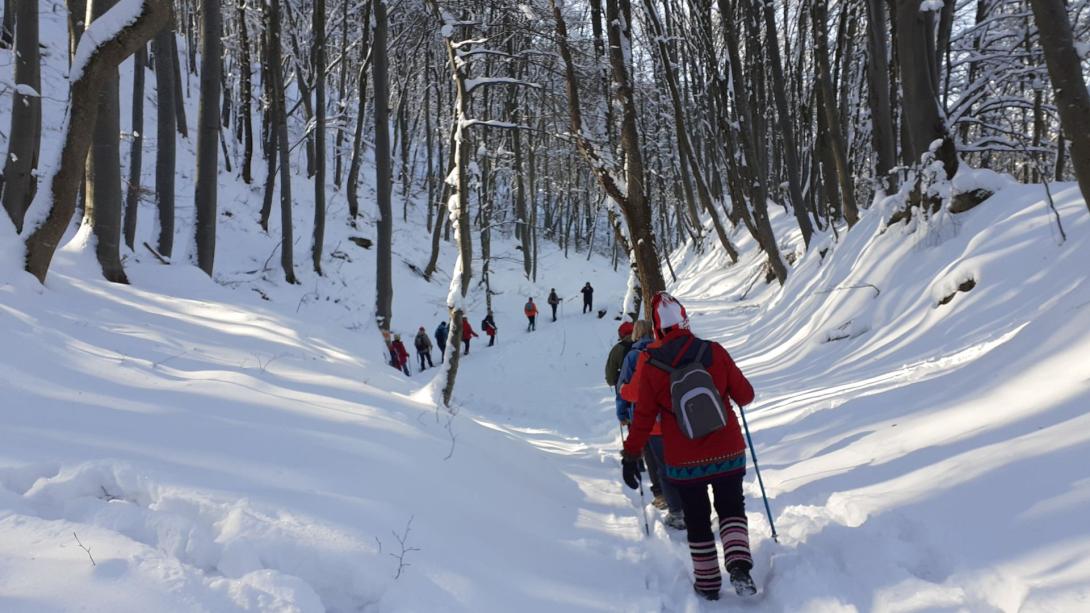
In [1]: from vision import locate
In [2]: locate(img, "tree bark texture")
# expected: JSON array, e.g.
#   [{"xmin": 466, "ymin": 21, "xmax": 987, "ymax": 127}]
[
  {"xmin": 373, "ymin": 0, "xmax": 393, "ymax": 330},
  {"xmin": 123, "ymin": 44, "xmax": 146, "ymax": 250},
  {"xmin": 2, "ymin": 0, "xmax": 41, "ymax": 231},
  {"xmin": 152, "ymin": 24, "xmax": 175, "ymax": 258},
  {"xmin": 193, "ymin": 0, "xmax": 221, "ymax": 276},
  {"xmin": 1029, "ymin": 0, "xmax": 1090, "ymax": 213},
  {"xmin": 23, "ymin": 0, "xmax": 170, "ymax": 283}
]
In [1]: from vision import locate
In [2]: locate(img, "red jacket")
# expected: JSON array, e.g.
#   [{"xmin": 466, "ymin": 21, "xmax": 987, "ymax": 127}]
[
  {"xmin": 391, "ymin": 340, "xmax": 409, "ymax": 366},
  {"xmin": 462, "ymin": 319, "xmax": 478, "ymax": 338},
  {"xmin": 623, "ymin": 328, "xmax": 754, "ymax": 483}
]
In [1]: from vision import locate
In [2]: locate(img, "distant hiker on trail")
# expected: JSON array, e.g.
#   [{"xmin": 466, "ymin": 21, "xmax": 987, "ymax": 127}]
[
  {"xmin": 619, "ymin": 319, "xmax": 685, "ymax": 531},
  {"xmin": 581, "ymin": 282, "xmax": 594, "ymax": 314},
  {"xmin": 548, "ymin": 289, "xmax": 561, "ymax": 321},
  {"xmin": 620, "ymin": 292, "xmax": 757, "ymax": 601},
  {"xmin": 414, "ymin": 327, "xmax": 434, "ymax": 371},
  {"xmin": 524, "ymin": 298, "xmax": 538, "ymax": 331},
  {"xmin": 462, "ymin": 317, "xmax": 479, "ymax": 355},
  {"xmin": 435, "ymin": 321, "xmax": 449, "ymax": 362},
  {"xmin": 482, "ymin": 311, "xmax": 497, "ymax": 347},
  {"xmin": 390, "ymin": 334, "xmax": 411, "ymax": 376},
  {"xmin": 605, "ymin": 321, "xmax": 635, "ymax": 390}
]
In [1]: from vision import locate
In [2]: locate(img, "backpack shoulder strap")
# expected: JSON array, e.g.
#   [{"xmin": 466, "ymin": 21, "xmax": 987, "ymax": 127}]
[{"xmin": 646, "ymin": 356, "xmax": 674, "ymax": 373}]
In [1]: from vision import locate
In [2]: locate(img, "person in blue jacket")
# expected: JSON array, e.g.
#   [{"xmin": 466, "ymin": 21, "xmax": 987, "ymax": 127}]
[
  {"xmin": 618, "ymin": 319, "xmax": 686, "ymax": 531},
  {"xmin": 435, "ymin": 320, "xmax": 449, "ymax": 362}
]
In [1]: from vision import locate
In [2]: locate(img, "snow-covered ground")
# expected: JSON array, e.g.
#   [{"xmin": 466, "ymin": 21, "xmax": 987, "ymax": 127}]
[{"xmin": 4, "ymin": 7, "xmax": 1090, "ymax": 612}]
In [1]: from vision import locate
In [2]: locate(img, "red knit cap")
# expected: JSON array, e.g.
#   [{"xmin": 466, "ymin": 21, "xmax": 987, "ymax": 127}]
[
  {"xmin": 651, "ymin": 291, "xmax": 688, "ymax": 339},
  {"xmin": 617, "ymin": 321, "xmax": 634, "ymax": 340}
]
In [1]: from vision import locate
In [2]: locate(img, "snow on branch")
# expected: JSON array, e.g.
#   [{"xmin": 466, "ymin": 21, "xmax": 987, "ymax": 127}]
[{"xmin": 464, "ymin": 77, "xmax": 542, "ymax": 92}]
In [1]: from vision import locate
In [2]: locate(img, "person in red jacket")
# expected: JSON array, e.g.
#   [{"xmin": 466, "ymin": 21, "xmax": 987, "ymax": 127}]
[
  {"xmin": 390, "ymin": 334, "xmax": 411, "ymax": 376},
  {"xmin": 620, "ymin": 292, "xmax": 757, "ymax": 601},
  {"xmin": 461, "ymin": 317, "xmax": 479, "ymax": 355}
]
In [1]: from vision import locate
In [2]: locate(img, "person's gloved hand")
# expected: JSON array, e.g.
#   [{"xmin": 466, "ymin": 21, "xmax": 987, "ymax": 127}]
[{"xmin": 621, "ymin": 453, "xmax": 642, "ymax": 490}]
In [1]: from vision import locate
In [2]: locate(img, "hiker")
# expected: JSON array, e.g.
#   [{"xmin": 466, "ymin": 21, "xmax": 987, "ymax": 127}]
[
  {"xmin": 547, "ymin": 289, "xmax": 561, "ymax": 321},
  {"xmin": 390, "ymin": 334, "xmax": 411, "ymax": 376},
  {"xmin": 604, "ymin": 320, "xmax": 635, "ymax": 390},
  {"xmin": 620, "ymin": 292, "xmax": 757, "ymax": 601},
  {"xmin": 581, "ymin": 282, "xmax": 594, "ymax": 314},
  {"xmin": 435, "ymin": 320, "xmax": 449, "ymax": 362},
  {"xmin": 619, "ymin": 320, "xmax": 685, "ymax": 531},
  {"xmin": 482, "ymin": 311, "xmax": 497, "ymax": 347},
  {"xmin": 524, "ymin": 298, "xmax": 538, "ymax": 331},
  {"xmin": 414, "ymin": 327, "xmax": 434, "ymax": 371},
  {"xmin": 462, "ymin": 317, "xmax": 478, "ymax": 354}
]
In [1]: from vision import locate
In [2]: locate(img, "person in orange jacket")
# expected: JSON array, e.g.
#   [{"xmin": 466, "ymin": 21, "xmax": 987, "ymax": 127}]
[
  {"xmin": 461, "ymin": 317, "xmax": 479, "ymax": 355},
  {"xmin": 620, "ymin": 292, "xmax": 757, "ymax": 601},
  {"xmin": 524, "ymin": 297, "xmax": 539, "ymax": 331}
]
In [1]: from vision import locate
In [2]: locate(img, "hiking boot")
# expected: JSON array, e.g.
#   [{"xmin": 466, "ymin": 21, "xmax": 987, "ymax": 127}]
[
  {"xmin": 728, "ymin": 564, "xmax": 757, "ymax": 597},
  {"xmin": 692, "ymin": 583, "xmax": 720, "ymax": 601},
  {"xmin": 651, "ymin": 494, "xmax": 668, "ymax": 510},
  {"xmin": 663, "ymin": 512, "xmax": 686, "ymax": 531}
]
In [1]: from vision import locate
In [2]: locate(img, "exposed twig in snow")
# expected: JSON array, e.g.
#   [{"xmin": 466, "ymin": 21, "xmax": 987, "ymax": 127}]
[
  {"xmin": 390, "ymin": 516, "xmax": 421, "ymax": 579},
  {"xmin": 72, "ymin": 532, "xmax": 95, "ymax": 567}
]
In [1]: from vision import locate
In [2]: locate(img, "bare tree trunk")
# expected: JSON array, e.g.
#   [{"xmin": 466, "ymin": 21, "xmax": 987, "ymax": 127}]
[
  {"xmin": 864, "ymin": 0, "xmax": 897, "ymax": 192},
  {"xmin": 1029, "ymin": 0, "xmax": 1090, "ymax": 213},
  {"xmin": 169, "ymin": 33, "xmax": 188, "ymax": 137},
  {"xmin": 2, "ymin": 0, "xmax": 41, "ymax": 231},
  {"xmin": 123, "ymin": 45, "xmax": 146, "ymax": 249},
  {"xmin": 894, "ymin": 0, "xmax": 958, "ymax": 179},
  {"xmin": 373, "ymin": 0, "xmax": 393, "ymax": 330},
  {"xmin": 152, "ymin": 24, "xmax": 175, "ymax": 258},
  {"xmin": 192, "ymin": 0, "xmax": 221, "ymax": 276},
  {"xmin": 312, "ymin": 0, "xmax": 326, "ymax": 274},
  {"xmin": 24, "ymin": 0, "xmax": 170, "ymax": 283},
  {"xmin": 84, "ymin": 0, "xmax": 129, "ymax": 284},
  {"xmin": 812, "ymin": 0, "xmax": 859, "ymax": 226},
  {"xmin": 237, "ymin": 0, "xmax": 254, "ymax": 184},
  {"xmin": 66, "ymin": 0, "xmax": 87, "ymax": 63},
  {"xmin": 758, "ymin": 0, "xmax": 813, "ymax": 246},
  {"xmin": 265, "ymin": 0, "xmax": 295, "ymax": 283},
  {"xmin": 345, "ymin": 0, "xmax": 373, "ymax": 220}
]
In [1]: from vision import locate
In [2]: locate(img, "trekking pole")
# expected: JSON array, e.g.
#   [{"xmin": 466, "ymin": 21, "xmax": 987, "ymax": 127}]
[
  {"xmin": 737, "ymin": 403, "xmax": 779, "ymax": 543},
  {"xmin": 621, "ymin": 424, "xmax": 651, "ymax": 536}
]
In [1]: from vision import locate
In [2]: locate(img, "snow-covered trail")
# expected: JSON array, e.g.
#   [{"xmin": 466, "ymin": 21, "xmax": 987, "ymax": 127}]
[{"xmin": 452, "ymin": 303, "xmax": 788, "ymax": 612}]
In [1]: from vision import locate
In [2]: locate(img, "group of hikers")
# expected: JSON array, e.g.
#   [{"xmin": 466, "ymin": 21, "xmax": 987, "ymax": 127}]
[
  {"xmin": 606, "ymin": 291, "xmax": 758, "ymax": 601},
  {"xmin": 384, "ymin": 282, "xmax": 597, "ymax": 375}
]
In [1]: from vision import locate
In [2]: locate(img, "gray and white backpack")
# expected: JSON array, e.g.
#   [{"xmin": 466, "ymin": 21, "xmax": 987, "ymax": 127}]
[{"xmin": 647, "ymin": 340, "xmax": 728, "ymax": 439}]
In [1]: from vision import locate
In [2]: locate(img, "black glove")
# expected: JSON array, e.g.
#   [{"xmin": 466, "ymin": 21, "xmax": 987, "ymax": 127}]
[{"xmin": 621, "ymin": 455, "xmax": 642, "ymax": 490}]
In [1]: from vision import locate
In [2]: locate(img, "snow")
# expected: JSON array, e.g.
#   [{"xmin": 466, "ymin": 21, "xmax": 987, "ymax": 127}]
[
  {"xmin": 70, "ymin": 0, "xmax": 150, "ymax": 83},
  {"xmin": 4, "ymin": 6, "xmax": 1090, "ymax": 613}
]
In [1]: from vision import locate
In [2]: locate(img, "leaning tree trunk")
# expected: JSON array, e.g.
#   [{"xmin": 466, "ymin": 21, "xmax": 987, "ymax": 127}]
[
  {"xmin": 123, "ymin": 44, "xmax": 146, "ymax": 250},
  {"xmin": 373, "ymin": 0, "xmax": 394, "ymax": 331},
  {"xmin": 193, "ymin": 0, "xmax": 221, "ymax": 276},
  {"xmin": 23, "ymin": 0, "xmax": 170, "ymax": 283},
  {"xmin": 152, "ymin": 24, "xmax": 175, "ymax": 258},
  {"xmin": 84, "ymin": 0, "xmax": 130, "ymax": 284},
  {"xmin": 1, "ymin": 0, "xmax": 41, "ymax": 232},
  {"xmin": 1029, "ymin": 0, "xmax": 1090, "ymax": 213},
  {"xmin": 311, "ymin": 0, "xmax": 326, "ymax": 274},
  {"xmin": 606, "ymin": 0, "xmax": 666, "ymax": 305}
]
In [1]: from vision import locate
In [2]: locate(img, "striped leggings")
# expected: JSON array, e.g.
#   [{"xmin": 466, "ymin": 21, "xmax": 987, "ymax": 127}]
[{"xmin": 677, "ymin": 473, "xmax": 752, "ymax": 593}]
